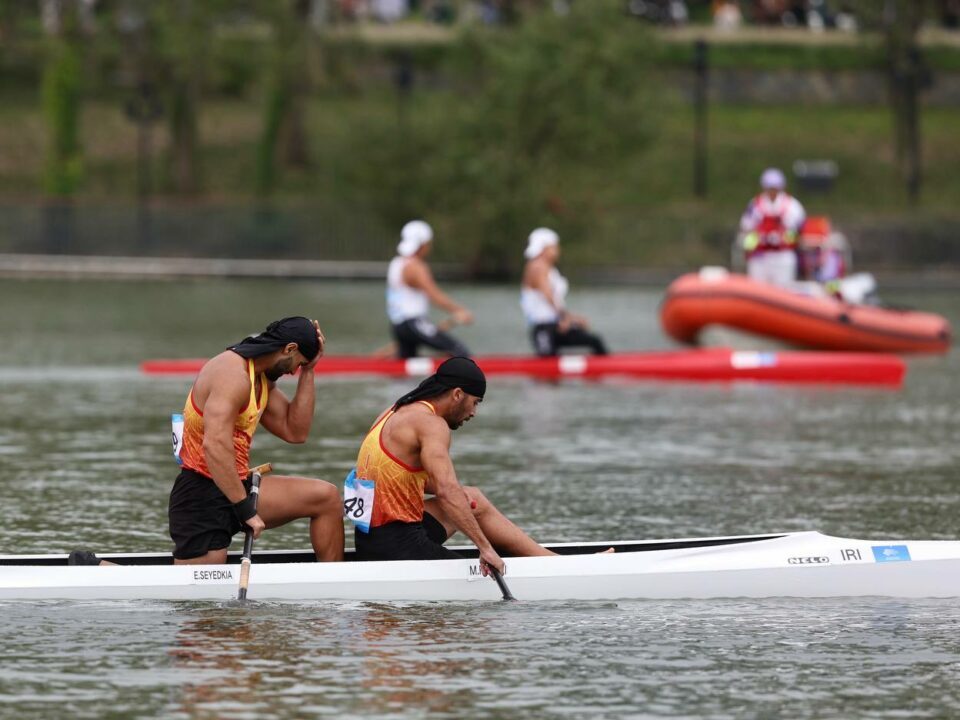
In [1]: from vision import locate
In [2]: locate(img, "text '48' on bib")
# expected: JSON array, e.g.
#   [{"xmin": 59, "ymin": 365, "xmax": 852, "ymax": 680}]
[{"xmin": 343, "ymin": 468, "xmax": 374, "ymax": 533}]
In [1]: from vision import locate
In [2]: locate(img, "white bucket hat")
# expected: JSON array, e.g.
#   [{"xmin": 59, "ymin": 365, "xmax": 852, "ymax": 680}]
[
  {"xmin": 524, "ymin": 227, "xmax": 560, "ymax": 260},
  {"xmin": 397, "ymin": 220, "xmax": 434, "ymax": 257}
]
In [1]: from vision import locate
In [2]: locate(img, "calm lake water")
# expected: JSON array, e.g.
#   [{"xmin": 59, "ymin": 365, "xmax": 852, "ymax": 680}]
[{"xmin": 0, "ymin": 277, "xmax": 958, "ymax": 719}]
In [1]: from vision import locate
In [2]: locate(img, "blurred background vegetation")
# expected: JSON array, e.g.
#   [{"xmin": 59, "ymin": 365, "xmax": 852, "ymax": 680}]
[{"xmin": 0, "ymin": 0, "xmax": 958, "ymax": 277}]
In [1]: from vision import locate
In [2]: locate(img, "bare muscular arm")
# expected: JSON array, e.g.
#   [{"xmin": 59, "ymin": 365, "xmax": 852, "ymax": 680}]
[
  {"xmin": 199, "ymin": 364, "xmax": 255, "ymax": 505},
  {"xmin": 419, "ymin": 417, "xmax": 498, "ymax": 561},
  {"xmin": 259, "ymin": 371, "xmax": 315, "ymax": 443},
  {"xmin": 259, "ymin": 319, "xmax": 324, "ymax": 443},
  {"xmin": 403, "ymin": 259, "xmax": 473, "ymax": 325},
  {"xmin": 525, "ymin": 261, "xmax": 564, "ymax": 315}
]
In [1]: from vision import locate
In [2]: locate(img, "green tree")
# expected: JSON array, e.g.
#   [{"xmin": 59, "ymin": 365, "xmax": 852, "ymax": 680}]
[
  {"xmin": 147, "ymin": 0, "xmax": 220, "ymax": 196},
  {"xmin": 438, "ymin": 1, "xmax": 659, "ymax": 274},
  {"xmin": 256, "ymin": 0, "xmax": 314, "ymax": 198},
  {"xmin": 41, "ymin": 3, "xmax": 85, "ymax": 196},
  {"xmin": 855, "ymin": 0, "xmax": 929, "ymax": 202}
]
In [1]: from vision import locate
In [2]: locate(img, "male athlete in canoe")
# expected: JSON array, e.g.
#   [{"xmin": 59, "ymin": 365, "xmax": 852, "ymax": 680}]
[
  {"xmin": 71, "ymin": 316, "xmax": 344, "ymax": 566},
  {"xmin": 167, "ymin": 316, "xmax": 343, "ymax": 565},
  {"xmin": 345, "ymin": 356, "xmax": 560, "ymax": 575}
]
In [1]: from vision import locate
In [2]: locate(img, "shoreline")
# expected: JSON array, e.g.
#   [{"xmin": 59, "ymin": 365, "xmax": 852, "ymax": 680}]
[{"xmin": 0, "ymin": 252, "xmax": 957, "ymax": 290}]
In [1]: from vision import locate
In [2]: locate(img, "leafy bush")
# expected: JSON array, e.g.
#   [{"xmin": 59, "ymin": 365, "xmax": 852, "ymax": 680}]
[{"xmin": 343, "ymin": 0, "xmax": 661, "ymax": 275}]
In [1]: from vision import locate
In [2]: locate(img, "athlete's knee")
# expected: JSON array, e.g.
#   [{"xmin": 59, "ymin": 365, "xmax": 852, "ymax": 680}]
[{"xmin": 307, "ymin": 480, "xmax": 341, "ymax": 515}]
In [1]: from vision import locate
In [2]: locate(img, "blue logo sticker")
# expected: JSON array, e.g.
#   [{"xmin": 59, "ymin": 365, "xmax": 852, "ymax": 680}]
[{"xmin": 872, "ymin": 545, "xmax": 911, "ymax": 563}]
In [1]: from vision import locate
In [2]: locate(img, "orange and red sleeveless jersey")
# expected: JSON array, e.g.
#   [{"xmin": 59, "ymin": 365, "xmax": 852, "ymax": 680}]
[
  {"xmin": 355, "ymin": 402, "xmax": 433, "ymax": 527},
  {"xmin": 179, "ymin": 357, "xmax": 268, "ymax": 481}
]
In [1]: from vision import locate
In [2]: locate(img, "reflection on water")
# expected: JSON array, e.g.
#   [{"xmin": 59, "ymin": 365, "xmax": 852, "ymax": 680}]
[
  {"xmin": 0, "ymin": 280, "xmax": 957, "ymax": 718},
  {"xmin": 5, "ymin": 598, "xmax": 960, "ymax": 719}
]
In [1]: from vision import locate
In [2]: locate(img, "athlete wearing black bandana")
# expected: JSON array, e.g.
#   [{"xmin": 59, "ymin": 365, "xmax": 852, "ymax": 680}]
[{"xmin": 345, "ymin": 357, "xmax": 559, "ymax": 572}]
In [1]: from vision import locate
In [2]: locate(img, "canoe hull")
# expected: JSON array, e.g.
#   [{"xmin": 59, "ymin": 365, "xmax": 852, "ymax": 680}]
[{"xmin": 4, "ymin": 533, "xmax": 960, "ymax": 601}]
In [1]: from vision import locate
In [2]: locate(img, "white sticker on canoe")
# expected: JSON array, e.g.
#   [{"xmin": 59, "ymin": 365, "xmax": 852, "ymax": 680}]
[
  {"xmin": 558, "ymin": 355, "xmax": 587, "ymax": 375},
  {"xmin": 730, "ymin": 351, "xmax": 778, "ymax": 370},
  {"xmin": 405, "ymin": 357, "xmax": 434, "ymax": 377}
]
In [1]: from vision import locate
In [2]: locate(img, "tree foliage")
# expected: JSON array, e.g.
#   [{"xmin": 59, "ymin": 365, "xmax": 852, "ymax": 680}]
[
  {"xmin": 348, "ymin": 1, "xmax": 660, "ymax": 275},
  {"xmin": 41, "ymin": 6, "xmax": 84, "ymax": 197},
  {"xmin": 256, "ymin": 0, "xmax": 314, "ymax": 198},
  {"xmin": 852, "ymin": 0, "xmax": 928, "ymax": 201}
]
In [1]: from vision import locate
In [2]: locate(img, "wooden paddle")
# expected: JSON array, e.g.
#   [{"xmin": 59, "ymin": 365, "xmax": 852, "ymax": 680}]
[{"xmin": 237, "ymin": 462, "xmax": 272, "ymax": 602}]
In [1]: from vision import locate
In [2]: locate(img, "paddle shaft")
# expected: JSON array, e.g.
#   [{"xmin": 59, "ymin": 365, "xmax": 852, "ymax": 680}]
[
  {"xmin": 237, "ymin": 467, "xmax": 267, "ymax": 601},
  {"xmin": 489, "ymin": 566, "xmax": 515, "ymax": 601}
]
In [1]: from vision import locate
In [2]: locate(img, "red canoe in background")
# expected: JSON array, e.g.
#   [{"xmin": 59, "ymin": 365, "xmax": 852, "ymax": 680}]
[
  {"xmin": 661, "ymin": 271, "xmax": 951, "ymax": 354},
  {"xmin": 141, "ymin": 349, "xmax": 906, "ymax": 387}
]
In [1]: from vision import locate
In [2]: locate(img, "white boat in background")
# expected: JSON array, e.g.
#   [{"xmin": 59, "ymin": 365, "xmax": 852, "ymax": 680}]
[{"xmin": 2, "ymin": 532, "xmax": 959, "ymax": 601}]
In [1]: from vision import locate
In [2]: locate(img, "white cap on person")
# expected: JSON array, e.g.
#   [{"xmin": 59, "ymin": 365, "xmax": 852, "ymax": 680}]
[
  {"xmin": 397, "ymin": 220, "xmax": 434, "ymax": 257},
  {"xmin": 524, "ymin": 227, "xmax": 560, "ymax": 260},
  {"xmin": 760, "ymin": 168, "xmax": 786, "ymax": 190}
]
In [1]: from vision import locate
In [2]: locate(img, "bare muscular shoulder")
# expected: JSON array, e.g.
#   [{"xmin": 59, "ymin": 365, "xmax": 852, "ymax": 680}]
[
  {"xmin": 190, "ymin": 351, "xmax": 250, "ymax": 414},
  {"xmin": 401, "ymin": 256, "xmax": 431, "ymax": 287},
  {"xmin": 522, "ymin": 257, "xmax": 548, "ymax": 289},
  {"xmin": 381, "ymin": 403, "xmax": 450, "ymax": 468}
]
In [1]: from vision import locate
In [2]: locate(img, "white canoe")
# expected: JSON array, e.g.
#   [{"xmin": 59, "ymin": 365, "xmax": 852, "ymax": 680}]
[{"xmin": 2, "ymin": 531, "xmax": 960, "ymax": 601}]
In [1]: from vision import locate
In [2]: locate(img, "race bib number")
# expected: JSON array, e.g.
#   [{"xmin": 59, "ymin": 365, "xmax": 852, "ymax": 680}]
[
  {"xmin": 171, "ymin": 413, "xmax": 184, "ymax": 465},
  {"xmin": 343, "ymin": 468, "xmax": 374, "ymax": 533}
]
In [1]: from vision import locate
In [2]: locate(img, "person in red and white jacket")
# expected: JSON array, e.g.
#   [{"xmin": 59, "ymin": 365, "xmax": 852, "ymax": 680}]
[{"xmin": 739, "ymin": 168, "xmax": 806, "ymax": 286}]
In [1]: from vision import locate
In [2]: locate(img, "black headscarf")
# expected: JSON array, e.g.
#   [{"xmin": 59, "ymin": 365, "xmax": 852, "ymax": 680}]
[
  {"xmin": 228, "ymin": 316, "xmax": 320, "ymax": 361},
  {"xmin": 393, "ymin": 356, "xmax": 486, "ymax": 408}
]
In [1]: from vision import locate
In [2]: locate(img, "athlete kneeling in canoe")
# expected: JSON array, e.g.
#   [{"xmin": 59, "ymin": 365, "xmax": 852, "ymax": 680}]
[
  {"xmin": 71, "ymin": 317, "xmax": 344, "ymax": 566},
  {"xmin": 345, "ymin": 357, "xmax": 555, "ymax": 575},
  {"xmin": 166, "ymin": 316, "xmax": 344, "ymax": 565}
]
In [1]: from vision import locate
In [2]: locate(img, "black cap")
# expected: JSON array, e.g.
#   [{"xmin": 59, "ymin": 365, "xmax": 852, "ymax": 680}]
[
  {"xmin": 228, "ymin": 316, "xmax": 320, "ymax": 361},
  {"xmin": 394, "ymin": 356, "xmax": 486, "ymax": 408}
]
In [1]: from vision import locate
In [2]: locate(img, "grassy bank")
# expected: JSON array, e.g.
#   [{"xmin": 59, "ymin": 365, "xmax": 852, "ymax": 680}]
[
  {"xmin": 2, "ymin": 10, "xmax": 960, "ymax": 275},
  {"xmin": 1, "ymin": 91, "xmax": 958, "ymax": 268}
]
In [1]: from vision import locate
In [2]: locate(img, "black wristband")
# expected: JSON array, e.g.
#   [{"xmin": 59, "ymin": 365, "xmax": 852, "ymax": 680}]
[{"xmin": 233, "ymin": 495, "xmax": 257, "ymax": 523}]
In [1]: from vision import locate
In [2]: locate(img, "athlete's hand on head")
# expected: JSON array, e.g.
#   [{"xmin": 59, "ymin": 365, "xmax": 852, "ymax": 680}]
[{"xmin": 303, "ymin": 320, "xmax": 325, "ymax": 371}]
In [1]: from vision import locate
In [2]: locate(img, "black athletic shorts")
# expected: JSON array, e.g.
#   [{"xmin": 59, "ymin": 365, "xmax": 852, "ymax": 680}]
[
  {"xmin": 391, "ymin": 318, "xmax": 471, "ymax": 359},
  {"xmin": 168, "ymin": 467, "xmax": 251, "ymax": 560},
  {"xmin": 530, "ymin": 322, "xmax": 609, "ymax": 357},
  {"xmin": 354, "ymin": 512, "xmax": 461, "ymax": 561}
]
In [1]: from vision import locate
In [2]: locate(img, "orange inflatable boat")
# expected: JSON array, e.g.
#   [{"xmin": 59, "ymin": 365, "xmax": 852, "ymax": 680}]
[{"xmin": 661, "ymin": 271, "xmax": 951, "ymax": 354}]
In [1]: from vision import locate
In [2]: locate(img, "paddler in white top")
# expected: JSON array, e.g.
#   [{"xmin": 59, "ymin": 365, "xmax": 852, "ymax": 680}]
[
  {"xmin": 386, "ymin": 220, "xmax": 474, "ymax": 359},
  {"xmin": 520, "ymin": 227, "xmax": 608, "ymax": 357}
]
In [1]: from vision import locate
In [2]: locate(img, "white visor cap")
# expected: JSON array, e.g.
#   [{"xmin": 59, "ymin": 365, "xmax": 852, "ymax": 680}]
[
  {"xmin": 525, "ymin": 227, "xmax": 560, "ymax": 260},
  {"xmin": 760, "ymin": 167, "xmax": 786, "ymax": 190},
  {"xmin": 397, "ymin": 220, "xmax": 434, "ymax": 257}
]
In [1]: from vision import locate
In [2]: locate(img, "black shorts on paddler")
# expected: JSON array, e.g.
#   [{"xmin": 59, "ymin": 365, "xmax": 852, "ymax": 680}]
[
  {"xmin": 169, "ymin": 468, "xmax": 251, "ymax": 560},
  {"xmin": 354, "ymin": 512, "xmax": 461, "ymax": 561}
]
